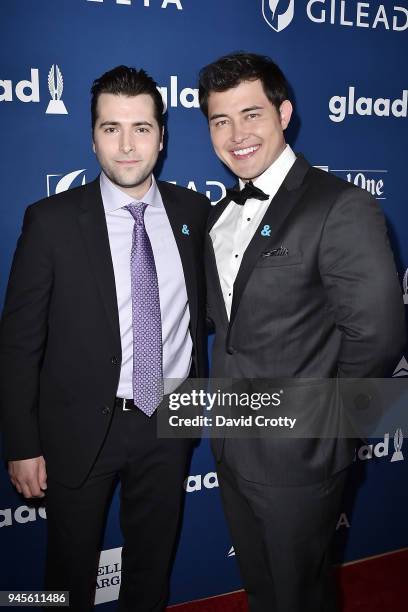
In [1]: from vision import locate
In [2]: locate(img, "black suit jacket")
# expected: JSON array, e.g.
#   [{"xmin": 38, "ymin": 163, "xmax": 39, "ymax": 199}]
[
  {"xmin": 0, "ymin": 178, "xmax": 210, "ymax": 487},
  {"xmin": 206, "ymin": 156, "xmax": 405, "ymax": 485}
]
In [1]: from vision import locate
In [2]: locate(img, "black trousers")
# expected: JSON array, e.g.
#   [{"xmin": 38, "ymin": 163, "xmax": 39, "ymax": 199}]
[
  {"xmin": 217, "ymin": 459, "xmax": 348, "ymax": 612},
  {"xmin": 44, "ymin": 404, "xmax": 193, "ymax": 611}
]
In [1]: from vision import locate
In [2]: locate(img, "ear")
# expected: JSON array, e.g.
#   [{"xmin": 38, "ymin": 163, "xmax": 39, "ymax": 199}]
[
  {"xmin": 159, "ymin": 126, "xmax": 164, "ymax": 152},
  {"xmin": 279, "ymin": 100, "xmax": 293, "ymax": 130},
  {"xmin": 92, "ymin": 141, "xmax": 96, "ymax": 154}
]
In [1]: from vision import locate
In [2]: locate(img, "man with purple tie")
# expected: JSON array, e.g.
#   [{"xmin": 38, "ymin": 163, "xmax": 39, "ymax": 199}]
[{"xmin": 0, "ymin": 66, "xmax": 209, "ymax": 611}]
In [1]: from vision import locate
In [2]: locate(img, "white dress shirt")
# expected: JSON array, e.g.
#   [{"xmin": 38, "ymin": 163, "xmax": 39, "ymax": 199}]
[
  {"xmin": 100, "ymin": 172, "xmax": 192, "ymax": 397},
  {"xmin": 210, "ymin": 145, "xmax": 296, "ymax": 319}
]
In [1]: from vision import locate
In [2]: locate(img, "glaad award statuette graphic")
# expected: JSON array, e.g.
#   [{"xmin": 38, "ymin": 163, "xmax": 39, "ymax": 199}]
[
  {"xmin": 403, "ymin": 269, "xmax": 408, "ymax": 305},
  {"xmin": 262, "ymin": 0, "xmax": 295, "ymax": 32},
  {"xmin": 46, "ymin": 64, "xmax": 68, "ymax": 115},
  {"xmin": 391, "ymin": 428, "xmax": 404, "ymax": 462}
]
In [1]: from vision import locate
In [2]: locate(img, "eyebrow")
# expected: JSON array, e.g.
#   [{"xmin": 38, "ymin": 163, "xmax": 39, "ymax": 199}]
[
  {"xmin": 241, "ymin": 105, "xmax": 264, "ymax": 113},
  {"xmin": 209, "ymin": 105, "xmax": 264, "ymax": 122},
  {"xmin": 98, "ymin": 120, "xmax": 154, "ymax": 128},
  {"xmin": 209, "ymin": 113, "xmax": 228, "ymax": 122}
]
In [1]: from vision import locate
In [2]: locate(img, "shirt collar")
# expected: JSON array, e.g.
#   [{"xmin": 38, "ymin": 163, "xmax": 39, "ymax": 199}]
[
  {"xmin": 100, "ymin": 172, "xmax": 163, "ymax": 212},
  {"xmin": 238, "ymin": 144, "xmax": 297, "ymax": 195}
]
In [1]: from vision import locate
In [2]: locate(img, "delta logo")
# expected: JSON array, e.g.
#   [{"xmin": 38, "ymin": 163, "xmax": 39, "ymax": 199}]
[
  {"xmin": 393, "ymin": 356, "xmax": 408, "ymax": 377},
  {"xmin": 87, "ymin": 0, "xmax": 183, "ymax": 10}
]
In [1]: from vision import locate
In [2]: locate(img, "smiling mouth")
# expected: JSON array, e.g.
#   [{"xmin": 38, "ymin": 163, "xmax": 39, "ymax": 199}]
[
  {"xmin": 231, "ymin": 145, "xmax": 260, "ymax": 159},
  {"xmin": 116, "ymin": 160, "xmax": 141, "ymax": 165}
]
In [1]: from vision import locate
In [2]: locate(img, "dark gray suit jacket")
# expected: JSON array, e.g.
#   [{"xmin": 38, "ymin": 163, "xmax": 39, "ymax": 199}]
[{"xmin": 206, "ymin": 155, "xmax": 405, "ymax": 485}]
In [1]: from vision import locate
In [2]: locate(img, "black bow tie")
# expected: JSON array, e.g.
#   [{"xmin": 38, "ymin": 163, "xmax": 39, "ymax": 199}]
[{"xmin": 226, "ymin": 181, "xmax": 270, "ymax": 206}]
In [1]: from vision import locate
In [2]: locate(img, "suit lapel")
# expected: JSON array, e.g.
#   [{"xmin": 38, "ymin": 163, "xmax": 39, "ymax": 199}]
[
  {"xmin": 207, "ymin": 195, "xmax": 231, "ymax": 232},
  {"xmin": 77, "ymin": 178, "xmax": 121, "ymax": 347},
  {"xmin": 206, "ymin": 195, "xmax": 236, "ymax": 326},
  {"xmin": 157, "ymin": 181, "xmax": 199, "ymax": 340},
  {"xmin": 205, "ymin": 232, "xmax": 229, "ymax": 327},
  {"xmin": 229, "ymin": 155, "xmax": 310, "ymax": 330}
]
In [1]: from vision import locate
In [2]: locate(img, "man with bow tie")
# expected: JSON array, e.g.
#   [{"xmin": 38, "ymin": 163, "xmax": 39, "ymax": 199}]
[
  {"xmin": 0, "ymin": 65, "xmax": 209, "ymax": 611},
  {"xmin": 199, "ymin": 52, "xmax": 405, "ymax": 612}
]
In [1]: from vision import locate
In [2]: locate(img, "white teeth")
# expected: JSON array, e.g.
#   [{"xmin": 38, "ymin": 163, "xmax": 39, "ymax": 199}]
[{"xmin": 233, "ymin": 146, "xmax": 258, "ymax": 156}]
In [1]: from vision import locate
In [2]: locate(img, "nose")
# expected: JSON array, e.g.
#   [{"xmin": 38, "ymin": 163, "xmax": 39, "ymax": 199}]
[
  {"xmin": 120, "ymin": 131, "xmax": 134, "ymax": 154},
  {"xmin": 230, "ymin": 122, "xmax": 248, "ymax": 144}
]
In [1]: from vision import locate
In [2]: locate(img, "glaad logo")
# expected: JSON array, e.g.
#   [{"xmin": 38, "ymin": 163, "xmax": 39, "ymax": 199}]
[
  {"xmin": 184, "ymin": 471, "xmax": 219, "ymax": 492},
  {"xmin": 356, "ymin": 429, "xmax": 405, "ymax": 462},
  {"xmin": 157, "ymin": 76, "xmax": 199, "ymax": 111},
  {"xmin": 0, "ymin": 505, "xmax": 46, "ymax": 528},
  {"xmin": 402, "ymin": 270, "xmax": 408, "ymax": 305},
  {"xmin": 391, "ymin": 428, "xmax": 404, "ymax": 462},
  {"xmin": 329, "ymin": 87, "xmax": 407, "ymax": 122},
  {"xmin": 262, "ymin": 0, "xmax": 295, "ymax": 32},
  {"xmin": 87, "ymin": 0, "xmax": 183, "ymax": 9},
  {"xmin": 95, "ymin": 547, "xmax": 122, "ymax": 605},
  {"xmin": 46, "ymin": 170, "xmax": 87, "ymax": 197},
  {"xmin": 0, "ymin": 69, "xmax": 39, "ymax": 103},
  {"xmin": 0, "ymin": 65, "xmax": 68, "ymax": 114},
  {"xmin": 167, "ymin": 179, "xmax": 226, "ymax": 205},
  {"xmin": 392, "ymin": 356, "xmax": 408, "ymax": 377},
  {"xmin": 46, "ymin": 65, "xmax": 67, "ymax": 115}
]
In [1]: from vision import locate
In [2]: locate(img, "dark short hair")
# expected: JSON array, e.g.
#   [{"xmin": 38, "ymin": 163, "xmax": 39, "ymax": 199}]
[
  {"xmin": 91, "ymin": 65, "xmax": 164, "ymax": 132},
  {"xmin": 198, "ymin": 52, "xmax": 289, "ymax": 117}
]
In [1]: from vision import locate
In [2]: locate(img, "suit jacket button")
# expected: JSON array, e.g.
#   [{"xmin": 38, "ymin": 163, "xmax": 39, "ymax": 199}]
[
  {"xmin": 102, "ymin": 406, "xmax": 111, "ymax": 415},
  {"xmin": 227, "ymin": 346, "xmax": 236, "ymax": 355},
  {"xmin": 111, "ymin": 356, "xmax": 118, "ymax": 365}
]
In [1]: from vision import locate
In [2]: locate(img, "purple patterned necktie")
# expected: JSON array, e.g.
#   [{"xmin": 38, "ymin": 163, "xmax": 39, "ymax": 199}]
[{"xmin": 125, "ymin": 203, "xmax": 163, "ymax": 416}]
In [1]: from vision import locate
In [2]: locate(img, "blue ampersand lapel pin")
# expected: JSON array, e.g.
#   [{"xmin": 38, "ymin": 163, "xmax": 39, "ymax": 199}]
[
  {"xmin": 261, "ymin": 224, "xmax": 271, "ymax": 237},
  {"xmin": 182, "ymin": 224, "xmax": 190, "ymax": 236}
]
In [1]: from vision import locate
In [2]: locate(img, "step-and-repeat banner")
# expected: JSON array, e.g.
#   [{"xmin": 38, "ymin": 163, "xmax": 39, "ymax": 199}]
[{"xmin": 1, "ymin": 0, "xmax": 407, "ymax": 608}]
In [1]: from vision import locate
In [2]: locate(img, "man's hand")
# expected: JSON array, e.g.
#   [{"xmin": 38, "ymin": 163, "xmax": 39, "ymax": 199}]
[{"xmin": 8, "ymin": 456, "xmax": 47, "ymax": 498}]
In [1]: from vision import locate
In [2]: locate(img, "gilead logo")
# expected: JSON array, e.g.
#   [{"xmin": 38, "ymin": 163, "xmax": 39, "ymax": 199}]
[
  {"xmin": 263, "ymin": 1, "xmax": 408, "ymax": 32},
  {"xmin": 307, "ymin": 1, "xmax": 408, "ymax": 31},
  {"xmin": 262, "ymin": 0, "xmax": 295, "ymax": 32},
  {"xmin": 329, "ymin": 87, "xmax": 407, "ymax": 122}
]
